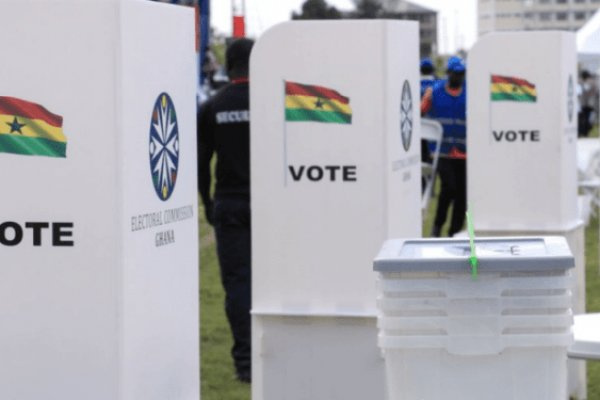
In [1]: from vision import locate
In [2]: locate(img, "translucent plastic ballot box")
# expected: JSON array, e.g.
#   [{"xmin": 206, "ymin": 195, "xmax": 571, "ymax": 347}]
[
  {"xmin": 0, "ymin": 1, "xmax": 199, "ymax": 399},
  {"xmin": 374, "ymin": 237, "xmax": 574, "ymax": 400},
  {"xmin": 251, "ymin": 20, "xmax": 421, "ymax": 400}
]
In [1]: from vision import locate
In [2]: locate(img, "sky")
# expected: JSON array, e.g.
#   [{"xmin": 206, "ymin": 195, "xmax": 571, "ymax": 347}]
[{"xmin": 211, "ymin": 0, "xmax": 478, "ymax": 54}]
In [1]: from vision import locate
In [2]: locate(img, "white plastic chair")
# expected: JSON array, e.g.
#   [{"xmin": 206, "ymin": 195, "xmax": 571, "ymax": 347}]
[
  {"xmin": 577, "ymin": 138, "xmax": 600, "ymax": 220},
  {"xmin": 421, "ymin": 118, "xmax": 443, "ymax": 213}
]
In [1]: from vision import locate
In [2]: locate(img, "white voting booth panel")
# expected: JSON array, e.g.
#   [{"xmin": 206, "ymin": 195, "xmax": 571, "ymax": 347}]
[
  {"xmin": 468, "ymin": 32, "xmax": 578, "ymax": 232},
  {"xmin": 468, "ymin": 32, "xmax": 585, "ymax": 399},
  {"xmin": 254, "ymin": 315, "xmax": 382, "ymax": 399},
  {"xmin": 251, "ymin": 21, "xmax": 421, "ymax": 400},
  {"xmin": 0, "ymin": 1, "xmax": 199, "ymax": 400}
]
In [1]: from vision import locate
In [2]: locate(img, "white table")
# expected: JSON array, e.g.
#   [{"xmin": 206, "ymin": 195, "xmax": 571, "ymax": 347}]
[{"xmin": 569, "ymin": 313, "xmax": 600, "ymax": 360}]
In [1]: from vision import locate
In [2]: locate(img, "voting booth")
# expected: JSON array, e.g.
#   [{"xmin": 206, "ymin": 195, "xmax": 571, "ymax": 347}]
[
  {"xmin": 0, "ymin": 1, "xmax": 199, "ymax": 399},
  {"xmin": 251, "ymin": 21, "xmax": 421, "ymax": 400},
  {"xmin": 468, "ymin": 31, "xmax": 585, "ymax": 399}
]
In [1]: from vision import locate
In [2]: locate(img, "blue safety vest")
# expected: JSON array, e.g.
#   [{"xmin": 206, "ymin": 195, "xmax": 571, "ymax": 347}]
[{"xmin": 428, "ymin": 79, "xmax": 466, "ymax": 157}]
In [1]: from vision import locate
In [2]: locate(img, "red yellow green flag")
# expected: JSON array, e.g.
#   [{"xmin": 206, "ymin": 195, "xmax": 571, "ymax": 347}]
[
  {"xmin": 285, "ymin": 81, "xmax": 352, "ymax": 124},
  {"xmin": 490, "ymin": 75, "xmax": 537, "ymax": 103},
  {"xmin": 0, "ymin": 96, "xmax": 67, "ymax": 158}
]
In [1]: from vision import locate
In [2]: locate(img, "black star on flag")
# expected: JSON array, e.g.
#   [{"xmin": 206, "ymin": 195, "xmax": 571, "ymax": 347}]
[{"xmin": 6, "ymin": 117, "xmax": 26, "ymax": 134}]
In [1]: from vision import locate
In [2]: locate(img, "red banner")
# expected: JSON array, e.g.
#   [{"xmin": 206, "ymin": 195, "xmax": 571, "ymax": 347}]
[{"xmin": 233, "ymin": 16, "xmax": 245, "ymax": 38}]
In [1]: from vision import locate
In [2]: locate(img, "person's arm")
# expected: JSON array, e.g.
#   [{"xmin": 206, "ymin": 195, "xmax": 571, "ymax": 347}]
[
  {"xmin": 197, "ymin": 102, "xmax": 215, "ymax": 225},
  {"xmin": 421, "ymin": 86, "xmax": 433, "ymax": 115}
]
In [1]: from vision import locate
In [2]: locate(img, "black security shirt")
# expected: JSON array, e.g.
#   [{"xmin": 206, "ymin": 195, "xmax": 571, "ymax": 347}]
[{"xmin": 197, "ymin": 81, "xmax": 250, "ymax": 209}]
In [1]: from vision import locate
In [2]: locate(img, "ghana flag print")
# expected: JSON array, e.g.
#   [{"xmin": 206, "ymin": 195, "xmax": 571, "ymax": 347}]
[
  {"xmin": 285, "ymin": 81, "xmax": 352, "ymax": 124},
  {"xmin": 490, "ymin": 75, "xmax": 537, "ymax": 103},
  {"xmin": 0, "ymin": 96, "xmax": 67, "ymax": 158}
]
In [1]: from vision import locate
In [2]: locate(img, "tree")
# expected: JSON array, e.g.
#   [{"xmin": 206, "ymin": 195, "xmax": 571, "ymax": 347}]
[
  {"xmin": 353, "ymin": 0, "xmax": 383, "ymax": 19},
  {"xmin": 291, "ymin": 0, "xmax": 342, "ymax": 20}
]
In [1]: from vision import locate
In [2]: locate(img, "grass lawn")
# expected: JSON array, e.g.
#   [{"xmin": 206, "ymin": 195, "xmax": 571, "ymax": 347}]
[
  {"xmin": 200, "ymin": 170, "xmax": 600, "ymax": 398},
  {"xmin": 584, "ymin": 215, "xmax": 600, "ymax": 399}
]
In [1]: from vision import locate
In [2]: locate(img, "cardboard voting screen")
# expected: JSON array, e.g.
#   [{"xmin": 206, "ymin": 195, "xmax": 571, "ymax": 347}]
[
  {"xmin": 251, "ymin": 20, "xmax": 421, "ymax": 400},
  {"xmin": 468, "ymin": 31, "xmax": 578, "ymax": 232},
  {"xmin": 0, "ymin": 1, "xmax": 199, "ymax": 399},
  {"xmin": 251, "ymin": 20, "xmax": 421, "ymax": 314}
]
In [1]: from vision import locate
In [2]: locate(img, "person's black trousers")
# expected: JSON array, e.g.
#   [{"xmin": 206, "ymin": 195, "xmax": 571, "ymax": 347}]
[
  {"xmin": 213, "ymin": 194, "xmax": 251, "ymax": 377},
  {"xmin": 433, "ymin": 158, "xmax": 466, "ymax": 237},
  {"xmin": 579, "ymin": 106, "xmax": 593, "ymax": 137}
]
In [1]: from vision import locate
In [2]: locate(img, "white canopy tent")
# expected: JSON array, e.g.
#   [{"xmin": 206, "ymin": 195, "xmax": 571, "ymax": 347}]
[{"xmin": 577, "ymin": 9, "xmax": 600, "ymax": 72}]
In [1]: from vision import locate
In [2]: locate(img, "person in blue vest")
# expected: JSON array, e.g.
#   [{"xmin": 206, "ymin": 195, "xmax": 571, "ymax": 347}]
[
  {"xmin": 421, "ymin": 56, "xmax": 466, "ymax": 237},
  {"xmin": 420, "ymin": 57, "xmax": 438, "ymax": 99},
  {"xmin": 420, "ymin": 57, "xmax": 438, "ymax": 183}
]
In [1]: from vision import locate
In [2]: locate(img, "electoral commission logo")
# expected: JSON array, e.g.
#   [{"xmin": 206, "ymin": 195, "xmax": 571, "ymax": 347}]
[
  {"xmin": 400, "ymin": 80, "xmax": 413, "ymax": 152},
  {"xmin": 149, "ymin": 93, "xmax": 179, "ymax": 201}
]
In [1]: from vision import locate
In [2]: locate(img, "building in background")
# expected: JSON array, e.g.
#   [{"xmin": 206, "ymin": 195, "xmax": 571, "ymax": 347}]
[
  {"xmin": 350, "ymin": 0, "xmax": 438, "ymax": 57},
  {"xmin": 381, "ymin": 0, "xmax": 438, "ymax": 57},
  {"xmin": 479, "ymin": 0, "xmax": 600, "ymax": 37},
  {"xmin": 153, "ymin": 0, "xmax": 196, "ymax": 5}
]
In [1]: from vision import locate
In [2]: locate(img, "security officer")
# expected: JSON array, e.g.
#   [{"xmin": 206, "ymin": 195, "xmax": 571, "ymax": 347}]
[
  {"xmin": 197, "ymin": 38, "xmax": 254, "ymax": 383},
  {"xmin": 421, "ymin": 56, "xmax": 467, "ymax": 237}
]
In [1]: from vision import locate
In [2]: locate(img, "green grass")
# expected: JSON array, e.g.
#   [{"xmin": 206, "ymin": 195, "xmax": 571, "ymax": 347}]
[{"xmin": 200, "ymin": 177, "xmax": 600, "ymax": 399}]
